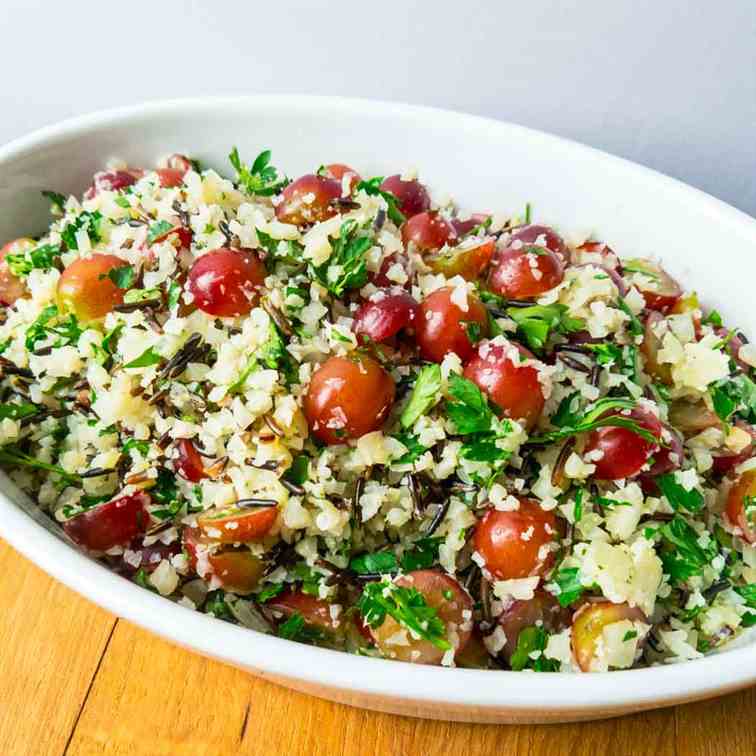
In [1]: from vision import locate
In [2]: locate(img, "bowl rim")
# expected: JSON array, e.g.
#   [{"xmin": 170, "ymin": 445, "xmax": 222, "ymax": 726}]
[{"xmin": 1, "ymin": 94, "xmax": 755, "ymax": 713}]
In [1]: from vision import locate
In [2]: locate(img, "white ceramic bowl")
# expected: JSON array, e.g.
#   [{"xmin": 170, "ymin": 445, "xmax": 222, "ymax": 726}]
[{"xmin": 1, "ymin": 96, "xmax": 754, "ymax": 724}]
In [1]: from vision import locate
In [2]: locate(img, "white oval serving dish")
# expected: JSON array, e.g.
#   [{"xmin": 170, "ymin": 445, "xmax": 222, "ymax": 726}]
[{"xmin": 0, "ymin": 96, "xmax": 754, "ymax": 724}]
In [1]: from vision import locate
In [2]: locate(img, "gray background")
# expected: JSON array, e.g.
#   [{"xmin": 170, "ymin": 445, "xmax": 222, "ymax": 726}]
[{"xmin": 2, "ymin": 0, "xmax": 755, "ymax": 214}]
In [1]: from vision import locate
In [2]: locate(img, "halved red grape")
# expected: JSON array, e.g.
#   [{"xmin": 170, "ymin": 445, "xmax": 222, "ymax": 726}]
[
  {"xmin": 323, "ymin": 163, "xmax": 361, "ymax": 193},
  {"xmin": 473, "ymin": 500, "xmax": 557, "ymax": 580},
  {"xmin": 415, "ymin": 286, "xmax": 488, "ymax": 363},
  {"xmin": 119, "ymin": 540, "xmax": 181, "ymax": 575},
  {"xmin": 425, "ymin": 238, "xmax": 495, "ymax": 281},
  {"xmin": 641, "ymin": 311, "xmax": 673, "ymax": 384},
  {"xmin": 197, "ymin": 506, "xmax": 278, "ymax": 543},
  {"xmin": 304, "ymin": 354, "xmax": 395, "ymax": 444},
  {"xmin": 712, "ymin": 422, "xmax": 756, "ymax": 476},
  {"xmin": 451, "ymin": 213, "xmax": 490, "ymax": 237},
  {"xmin": 509, "ymin": 225, "xmax": 569, "ymax": 264},
  {"xmin": 379, "ymin": 175, "xmax": 430, "ymax": 219},
  {"xmin": 353, "ymin": 290, "xmax": 419, "ymax": 343},
  {"xmin": 268, "ymin": 589, "xmax": 341, "ymax": 633},
  {"xmin": 275, "ymin": 174, "xmax": 341, "ymax": 225},
  {"xmin": 668, "ymin": 398, "xmax": 721, "ymax": 436},
  {"xmin": 571, "ymin": 601, "xmax": 647, "ymax": 672},
  {"xmin": 401, "ymin": 211, "xmax": 457, "ymax": 252},
  {"xmin": 725, "ymin": 469, "xmax": 756, "ymax": 543},
  {"xmin": 64, "ymin": 491, "xmax": 151, "ymax": 552},
  {"xmin": 84, "ymin": 169, "xmax": 143, "ymax": 198},
  {"xmin": 489, "ymin": 245, "xmax": 564, "ymax": 300},
  {"xmin": 207, "ymin": 551, "xmax": 266, "ymax": 594},
  {"xmin": 0, "ymin": 238, "xmax": 32, "ymax": 305},
  {"xmin": 367, "ymin": 570, "xmax": 473, "ymax": 665},
  {"xmin": 57, "ymin": 253, "xmax": 128, "ymax": 321},
  {"xmin": 175, "ymin": 439, "xmax": 206, "ymax": 482},
  {"xmin": 369, "ymin": 253, "xmax": 410, "ymax": 288},
  {"xmin": 187, "ymin": 248, "xmax": 266, "ymax": 317},
  {"xmin": 463, "ymin": 339, "xmax": 545, "ymax": 429},
  {"xmin": 638, "ymin": 426, "xmax": 683, "ymax": 494},
  {"xmin": 497, "ymin": 591, "xmax": 570, "ymax": 663},
  {"xmin": 622, "ymin": 258, "xmax": 681, "ymax": 313},
  {"xmin": 583, "ymin": 406, "xmax": 662, "ymax": 480}
]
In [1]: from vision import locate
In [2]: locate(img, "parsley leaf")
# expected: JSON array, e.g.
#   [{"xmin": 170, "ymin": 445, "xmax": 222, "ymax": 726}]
[
  {"xmin": 658, "ymin": 515, "xmax": 718, "ymax": 583},
  {"xmin": 551, "ymin": 391, "xmax": 581, "ymax": 428},
  {"xmin": 400, "ymin": 537, "xmax": 443, "ymax": 571},
  {"xmin": 391, "ymin": 431, "xmax": 430, "ymax": 465},
  {"xmin": 42, "ymin": 190, "xmax": 66, "ymax": 214},
  {"xmin": 311, "ymin": 219, "xmax": 372, "ymax": 297},
  {"xmin": 735, "ymin": 584, "xmax": 756, "ymax": 608},
  {"xmin": 349, "ymin": 551, "xmax": 398, "ymax": 575},
  {"xmin": 123, "ymin": 346, "xmax": 162, "ymax": 369},
  {"xmin": 445, "ymin": 374, "xmax": 493, "ymax": 434},
  {"xmin": 0, "ymin": 402, "xmax": 40, "ymax": 421},
  {"xmin": 229, "ymin": 321, "xmax": 294, "ymax": 394},
  {"xmin": 284, "ymin": 455, "xmax": 309, "ymax": 486},
  {"xmin": 710, "ymin": 375, "xmax": 756, "ymax": 423},
  {"xmin": 702, "ymin": 310, "xmax": 723, "ymax": 328},
  {"xmin": 5, "ymin": 243, "xmax": 61, "ymax": 277},
  {"xmin": 506, "ymin": 304, "xmax": 584, "ymax": 352},
  {"xmin": 229, "ymin": 147, "xmax": 289, "ymax": 197},
  {"xmin": 25, "ymin": 304, "xmax": 81, "ymax": 351},
  {"xmin": 167, "ymin": 280, "xmax": 182, "ymax": 310},
  {"xmin": 147, "ymin": 220, "xmax": 175, "ymax": 244},
  {"xmin": 358, "ymin": 581, "xmax": 450, "ymax": 650},
  {"xmin": 510, "ymin": 626, "xmax": 559, "ymax": 672},
  {"xmin": 656, "ymin": 473, "xmax": 705, "ymax": 513},
  {"xmin": 256, "ymin": 583, "xmax": 285, "ymax": 603},
  {"xmin": 617, "ymin": 296, "xmax": 643, "ymax": 337},
  {"xmin": 0, "ymin": 445, "xmax": 79, "ymax": 484},
  {"xmin": 61, "ymin": 211, "xmax": 103, "ymax": 250},
  {"xmin": 277, "ymin": 611, "xmax": 325, "ymax": 642},
  {"xmin": 401, "ymin": 364, "xmax": 442, "ymax": 429},
  {"xmin": 355, "ymin": 177, "xmax": 406, "ymax": 226},
  {"xmin": 550, "ymin": 566, "xmax": 584, "ymax": 607},
  {"xmin": 530, "ymin": 397, "xmax": 658, "ymax": 446},
  {"xmin": 105, "ymin": 264, "xmax": 136, "ymax": 289},
  {"xmin": 204, "ymin": 590, "xmax": 235, "ymax": 620}
]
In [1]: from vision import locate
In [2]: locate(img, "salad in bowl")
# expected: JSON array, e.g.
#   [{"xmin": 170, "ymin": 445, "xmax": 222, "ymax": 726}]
[{"xmin": 0, "ymin": 146, "xmax": 753, "ymax": 675}]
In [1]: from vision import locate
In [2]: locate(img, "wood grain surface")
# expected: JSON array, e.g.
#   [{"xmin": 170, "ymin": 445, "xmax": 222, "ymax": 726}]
[{"xmin": 1, "ymin": 539, "xmax": 753, "ymax": 756}]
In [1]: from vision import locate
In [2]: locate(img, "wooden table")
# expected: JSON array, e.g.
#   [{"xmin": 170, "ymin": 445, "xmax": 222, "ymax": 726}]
[{"xmin": 1, "ymin": 540, "xmax": 753, "ymax": 756}]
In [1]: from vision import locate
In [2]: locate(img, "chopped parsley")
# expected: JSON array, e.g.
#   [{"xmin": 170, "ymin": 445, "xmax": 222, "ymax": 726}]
[
  {"xmin": 617, "ymin": 296, "xmax": 643, "ymax": 337},
  {"xmin": 530, "ymin": 397, "xmax": 658, "ymax": 446},
  {"xmin": 509, "ymin": 626, "xmax": 559, "ymax": 672},
  {"xmin": 658, "ymin": 515, "xmax": 718, "ymax": 583},
  {"xmin": 61, "ymin": 210, "xmax": 103, "ymax": 250},
  {"xmin": 710, "ymin": 375, "xmax": 756, "ymax": 423},
  {"xmin": 505, "ymin": 304, "xmax": 584, "ymax": 352},
  {"xmin": 25, "ymin": 305, "xmax": 82, "ymax": 351},
  {"xmin": 400, "ymin": 364, "xmax": 442, "ymax": 429},
  {"xmin": 42, "ymin": 190, "xmax": 66, "ymax": 214},
  {"xmin": 256, "ymin": 583, "xmax": 285, "ymax": 603},
  {"xmin": 105, "ymin": 264, "xmax": 136, "ymax": 289},
  {"xmin": 550, "ymin": 566, "xmax": 584, "ymax": 607},
  {"xmin": 656, "ymin": 473, "xmax": 705, "ymax": 513},
  {"xmin": 123, "ymin": 346, "xmax": 161, "ymax": 369},
  {"xmin": 358, "ymin": 581, "xmax": 450, "ymax": 650},
  {"xmin": 354, "ymin": 176, "xmax": 406, "ymax": 226},
  {"xmin": 311, "ymin": 219, "xmax": 373, "ymax": 297},
  {"xmin": 277, "ymin": 612, "xmax": 325, "ymax": 642},
  {"xmin": 146, "ymin": 220, "xmax": 175, "ymax": 244},
  {"xmin": 5, "ymin": 243, "xmax": 61, "ymax": 277},
  {"xmin": 229, "ymin": 147, "xmax": 289, "ymax": 197}
]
